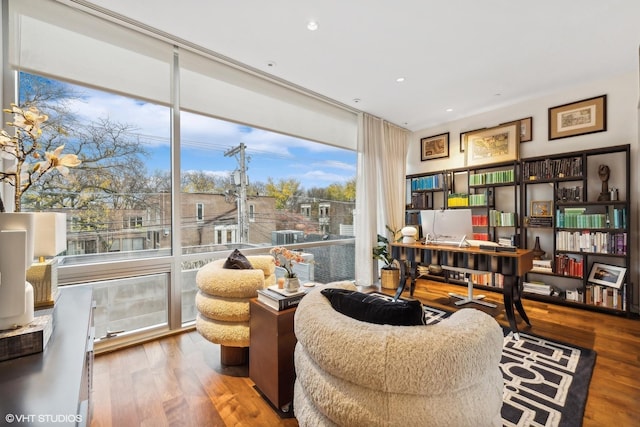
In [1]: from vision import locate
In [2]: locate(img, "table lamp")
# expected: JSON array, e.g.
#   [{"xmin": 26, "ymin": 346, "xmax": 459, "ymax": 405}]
[
  {"xmin": 27, "ymin": 212, "xmax": 67, "ymax": 308},
  {"xmin": 0, "ymin": 213, "xmax": 35, "ymax": 330}
]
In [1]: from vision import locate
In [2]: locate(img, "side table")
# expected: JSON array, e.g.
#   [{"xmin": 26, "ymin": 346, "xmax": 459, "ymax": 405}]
[{"xmin": 249, "ymin": 298, "xmax": 297, "ymax": 412}]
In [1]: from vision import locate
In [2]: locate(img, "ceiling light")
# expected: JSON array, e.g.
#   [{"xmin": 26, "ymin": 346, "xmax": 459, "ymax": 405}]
[
  {"xmin": 396, "ymin": 77, "xmax": 405, "ymax": 83},
  {"xmin": 446, "ymin": 108, "xmax": 453, "ymax": 112},
  {"xmin": 307, "ymin": 21, "xmax": 319, "ymax": 31},
  {"xmin": 353, "ymin": 98, "xmax": 361, "ymax": 103},
  {"xmin": 266, "ymin": 61, "xmax": 277, "ymax": 68}
]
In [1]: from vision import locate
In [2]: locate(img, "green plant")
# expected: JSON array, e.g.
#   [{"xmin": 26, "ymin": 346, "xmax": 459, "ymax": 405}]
[{"xmin": 372, "ymin": 225, "xmax": 400, "ymax": 269}]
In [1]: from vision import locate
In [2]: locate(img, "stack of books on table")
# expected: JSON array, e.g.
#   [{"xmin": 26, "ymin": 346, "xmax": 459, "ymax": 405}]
[{"xmin": 256, "ymin": 285, "xmax": 308, "ymax": 311}]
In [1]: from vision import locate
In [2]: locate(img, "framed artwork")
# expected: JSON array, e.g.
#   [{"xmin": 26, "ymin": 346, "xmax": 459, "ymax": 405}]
[
  {"xmin": 501, "ymin": 117, "xmax": 532, "ymax": 142},
  {"xmin": 459, "ymin": 128, "xmax": 485, "ymax": 153},
  {"xmin": 420, "ymin": 132, "xmax": 449, "ymax": 161},
  {"xmin": 464, "ymin": 121, "xmax": 520, "ymax": 167},
  {"xmin": 530, "ymin": 200, "xmax": 552, "ymax": 217},
  {"xmin": 548, "ymin": 95, "xmax": 607, "ymax": 140},
  {"xmin": 587, "ymin": 263, "xmax": 626, "ymax": 289}
]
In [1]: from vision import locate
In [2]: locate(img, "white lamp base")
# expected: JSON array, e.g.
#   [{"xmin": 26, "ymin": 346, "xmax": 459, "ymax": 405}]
[{"xmin": 0, "ymin": 282, "xmax": 35, "ymax": 331}]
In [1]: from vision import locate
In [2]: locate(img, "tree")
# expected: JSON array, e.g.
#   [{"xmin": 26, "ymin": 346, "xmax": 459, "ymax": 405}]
[{"xmin": 265, "ymin": 178, "xmax": 303, "ymax": 210}]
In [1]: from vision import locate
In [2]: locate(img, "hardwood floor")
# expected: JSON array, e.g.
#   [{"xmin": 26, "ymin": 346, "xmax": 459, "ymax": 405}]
[{"xmin": 90, "ymin": 279, "xmax": 640, "ymax": 427}]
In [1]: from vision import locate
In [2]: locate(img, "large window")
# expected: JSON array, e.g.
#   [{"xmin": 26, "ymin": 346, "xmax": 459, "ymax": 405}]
[{"xmin": 4, "ymin": 0, "xmax": 358, "ymax": 346}]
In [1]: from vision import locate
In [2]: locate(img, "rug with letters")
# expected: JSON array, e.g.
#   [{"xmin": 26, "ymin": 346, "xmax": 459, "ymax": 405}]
[{"xmin": 374, "ymin": 294, "xmax": 597, "ymax": 427}]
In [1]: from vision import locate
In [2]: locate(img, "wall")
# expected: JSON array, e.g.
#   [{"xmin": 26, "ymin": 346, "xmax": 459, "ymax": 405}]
[{"xmin": 408, "ymin": 71, "xmax": 639, "ymax": 313}]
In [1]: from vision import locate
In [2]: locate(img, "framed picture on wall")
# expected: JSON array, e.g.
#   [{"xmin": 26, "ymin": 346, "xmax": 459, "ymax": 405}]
[
  {"xmin": 420, "ymin": 132, "xmax": 449, "ymax": 161},
  {"xmin": 502, "ymin": 117, "xmax": 533, "ymax": 142},
  {"xmin": 459, "ymin": 128, "xmax": 485, "ymax": 153},
  {"xmin": 548, "ymin": 95, "xmax": 606, "ymax": 140},
  {"xmin": 587, "ymin": 262, "xmax": 626, "ymax": 289},
  {"xmin": 465, "ymin": 121, "xmax": 520, "ymax": 167}
]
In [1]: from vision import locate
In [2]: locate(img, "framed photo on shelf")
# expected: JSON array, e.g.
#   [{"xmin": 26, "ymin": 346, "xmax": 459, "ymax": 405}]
[
  {"xmin": 502, "ymin": 117, "xmax": 532, "ymax": 142},
  {"xmin": 420, "ymin": 132, "xmax": 449, "ymax": 161},
  {"xmin": 464, "ymin": 121, "xmax": 520, "ymax": 167},
  {"xmin": 587, "ymin": 263, "xmax": 626, "ymax": 289},
  {"xmin": 530, "ymin": 200, "xmax": 552, "ymax": 217},
  {"xmin": 459, "ymin": 128, "xmax": 485, "ymax": 153},
  {"xmin": 548, "ymin": 95, "xmax": 607, "ymax": 140}
]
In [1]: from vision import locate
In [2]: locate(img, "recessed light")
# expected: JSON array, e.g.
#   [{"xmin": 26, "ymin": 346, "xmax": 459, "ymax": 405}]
[
  {"xmin": 446, "ymin": 108, "xmax": 454, "ymax": 112},
  {"xmin": 396, "ymin": 77, "xmax": 405, "ymax": 83},
  {"xmin": 266, "ymin": 61, "xmax": 277, "ymax": 68},
  {"xmin": 307, "ymin": 21, "xmax": 319, "ymax": 31},
  {"xmin": 353, "ymin": 98, "xmax": 361, "ymax": 103}
]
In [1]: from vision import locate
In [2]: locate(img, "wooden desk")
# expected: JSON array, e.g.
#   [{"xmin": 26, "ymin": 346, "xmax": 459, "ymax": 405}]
[
  {"xmin": 391, "ymin": 243, "xmax": 534, "ymax": 337},
  {"xmin": 249, "ymin": 299, "xmax": 297, "ymax": 412}
]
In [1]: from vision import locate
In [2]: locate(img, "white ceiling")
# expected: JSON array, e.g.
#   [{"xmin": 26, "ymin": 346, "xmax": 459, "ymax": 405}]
[{"xmin": 82, "ymin": 0, "xmax": 640, "ymax": 131}]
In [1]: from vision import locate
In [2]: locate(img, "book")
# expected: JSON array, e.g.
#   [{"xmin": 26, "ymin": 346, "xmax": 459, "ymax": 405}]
[{"xmin": 257, "ymin": 288, "xmax": 306, "ymax": 311}]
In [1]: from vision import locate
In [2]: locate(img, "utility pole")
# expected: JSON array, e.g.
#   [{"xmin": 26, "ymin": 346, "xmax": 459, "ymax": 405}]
[{"xmin": 224, "ymin": 143, "xmax": 249, "ymax": 243}]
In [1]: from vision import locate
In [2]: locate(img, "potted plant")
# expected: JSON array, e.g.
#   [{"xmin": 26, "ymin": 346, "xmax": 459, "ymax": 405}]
[{"xmin": 372, "ymin": 226, "xmax": 401, "ymax": 289}]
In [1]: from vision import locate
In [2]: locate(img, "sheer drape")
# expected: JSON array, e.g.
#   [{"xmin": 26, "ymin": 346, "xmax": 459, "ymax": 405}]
[{"xmin": 355, "ymin": 113, "xmax": 409, "ymax": 285}]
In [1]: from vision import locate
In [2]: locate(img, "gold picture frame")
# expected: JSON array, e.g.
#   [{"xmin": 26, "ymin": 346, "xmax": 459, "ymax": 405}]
[
  {"xmin": 420, "ymin": 132, "xmax": 449, "ymax": 161},
  {"xmin": 459, "ymin": 128, "xmax": 485, "ymax": 153},
  {"xmin": 548, "ymin": 95, "xmax": 606, "ymax": 140},
  {"xmin": 530, "ymin": 200, "xmax": 553, "ymax": 217},
  {"xmin": 464, "ymin": 122, "xmax": 520, "ymax": 167}
]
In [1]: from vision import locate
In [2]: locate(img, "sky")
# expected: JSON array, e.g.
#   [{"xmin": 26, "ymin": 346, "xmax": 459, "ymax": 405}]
[{"xmin": 64, "ymin": 84, "xmax": 357, "ymax": 190}]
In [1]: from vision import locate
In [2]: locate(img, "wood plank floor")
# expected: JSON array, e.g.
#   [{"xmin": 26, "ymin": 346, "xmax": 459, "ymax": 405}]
[{"xmin": 90, "ymin": 279, "xmax": 640, "ymax": 427}]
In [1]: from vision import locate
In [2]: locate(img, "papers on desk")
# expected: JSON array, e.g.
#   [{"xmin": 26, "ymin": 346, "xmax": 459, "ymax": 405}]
[{"xmin": 465, "ymin": 239, "xmax": 499, "ymax": 247}]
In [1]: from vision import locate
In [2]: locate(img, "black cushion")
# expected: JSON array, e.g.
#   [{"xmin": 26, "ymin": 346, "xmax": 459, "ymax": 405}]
[
  {"xmin": 320, "ymin": 288, "xmax": 425, "ymax": 326},
  {"xmin": 223, "ymin": 249, "xmax": 253, "ymax": 269}
]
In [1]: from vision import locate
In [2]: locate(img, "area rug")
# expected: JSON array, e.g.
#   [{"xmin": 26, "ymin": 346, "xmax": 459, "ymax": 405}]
[{"xmin": 374, "ymin": 293, "xmax": 597, "ymax": 427}]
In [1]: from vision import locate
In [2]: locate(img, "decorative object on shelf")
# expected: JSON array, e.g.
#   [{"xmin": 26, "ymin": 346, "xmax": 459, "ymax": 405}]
[
  {"xmin": 597, "ymin": 164, "xmax": 611, "ymax": 201},
  {"xmin": 465, "ymin": 121, "xmax": 520, "ymax": 167},
  {"xmin": 459, "ymin": 127, "xmax": 485, "ymax": 153},
  {"xmin": 420, "ymin": 132, "xmax": 449, "ymax": 161},
  {"xmin": 587, "ymin": 263, "xmax": 626, "ymax": 290},
  {"xmin": 531, "ymin": 236, "xmax": 545, "ymax": 260},
  {"xmin": 270, "ymin": 246, "xmax": 304, "ymax": 279},
  {"xmin": 548, "ymin": 94, "xmax": 607, "ymax": 140},
  {"xmin": 0, "ymin": 104, "xmax": 81, "ymax": 213},
  {"xmin": 501, "ymin": 117, "xmax": 533, "ymax": 143},
  {"xmin": 530, "ymin": 200, "xmax": 553, "ymax": 217}
]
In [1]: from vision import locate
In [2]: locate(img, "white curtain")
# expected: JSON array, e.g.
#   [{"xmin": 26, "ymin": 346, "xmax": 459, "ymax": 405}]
[{"xmin": 354, "ymin": 113, "xmax": 409, "ymax": 286}]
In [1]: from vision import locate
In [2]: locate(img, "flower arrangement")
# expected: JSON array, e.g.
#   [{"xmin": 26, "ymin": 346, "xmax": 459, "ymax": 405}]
[
  {"xmin": 0, "ymin": 103, "xmax": 81, "ymax": 212},
  {"xmin": 270, "ymin": 246, "xmax": 305, "ymax": 278}
]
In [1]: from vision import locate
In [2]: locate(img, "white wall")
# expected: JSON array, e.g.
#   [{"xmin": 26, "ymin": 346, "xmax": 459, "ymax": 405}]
[{"xmin": 408, "ymin": 71, "xmax": 639, "ymax": 313}]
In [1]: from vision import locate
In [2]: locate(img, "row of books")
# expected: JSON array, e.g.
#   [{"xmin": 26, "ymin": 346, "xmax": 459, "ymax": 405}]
[
  {"xmin": 523, "ymin": 156, "xmax": 582, "ymax": 180},
  {"xmin": 556, "ymin": 186, "xmax": 582, "ymax": 202},
  {"xmin": 527, "ymin": 216, "xmax": 553, "ymax": 227},
  {"xmin": 256, "ymin": 285, "xmax": 308, "ymax": 311},
  {"xmin": 411, "ymin": 174, "xmax": 445, "ymax": 191},
  {"xmin": 557, "ymin": 207, "xmax": 627, "ymax": 229},
  {"xmin": 585, "ymin": 284, "xmax": 626, "ymax": 310},
  {"xmin": 469, "ymin": 169, "xmax": 515, "ymax": 186},
  {"xmin": 411, "ymin": 192, "xmax": 430, "ymax": 210},
  {"xmin": 555, "ymin": 254, "xmax": 584, "ymax": 277},
  {"xmin": 555, "ymin": 231, "xmax": 627, "ymax": 255}
]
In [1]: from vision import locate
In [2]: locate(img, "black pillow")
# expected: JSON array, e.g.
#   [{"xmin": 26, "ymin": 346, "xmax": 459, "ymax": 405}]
[
  {"xmin": 223, "ymin": 249, "xmax": 253, "ymax": 269},
  {"xmin": 320, "ymin": 289, "xmax": 425, "ymax": 326}
]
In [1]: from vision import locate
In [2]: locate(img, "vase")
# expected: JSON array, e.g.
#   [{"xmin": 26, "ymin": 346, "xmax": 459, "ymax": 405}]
[
  {"xmin": 285, "ymin": 277, "xmax": 300, "ymax": 292},
  {"xmin": 532, "ymin": 236, "xmax": 545, "ymax": 260}
]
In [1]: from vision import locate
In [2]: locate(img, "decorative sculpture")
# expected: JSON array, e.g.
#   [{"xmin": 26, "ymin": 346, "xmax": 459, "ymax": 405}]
[{"xmin": 597, "ymin": 164, "xmax": 611, "ymax": 201}]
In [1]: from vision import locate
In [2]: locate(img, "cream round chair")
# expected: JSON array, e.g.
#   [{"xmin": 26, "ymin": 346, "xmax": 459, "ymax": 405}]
[
  {"xmin": 293, "ymin": 282, "xmax": 504, "ymax": 427},
  {"xmin": 195, "ymin": 255, "xmax": 275, "ymax": 365}
]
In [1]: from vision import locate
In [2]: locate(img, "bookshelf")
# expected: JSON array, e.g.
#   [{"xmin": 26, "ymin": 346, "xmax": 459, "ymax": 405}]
[
  {"xmin": 520, "ymin": 144, "xmax": 631, "ymax": 314},
  {"xmin": 405, "ymin": 144, "xmax": 632, "ymax": 316}
]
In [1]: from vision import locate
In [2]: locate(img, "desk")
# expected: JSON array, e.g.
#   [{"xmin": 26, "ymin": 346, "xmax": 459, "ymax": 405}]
[{"xmin": 391, "ymin": 243, "xmax": 534, "ymax": 337}]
